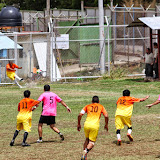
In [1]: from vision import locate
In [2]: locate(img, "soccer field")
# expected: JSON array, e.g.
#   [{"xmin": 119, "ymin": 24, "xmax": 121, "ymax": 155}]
[{"xmin": 0, "ymin": 79, "xmax": 160, "ymax": 160}]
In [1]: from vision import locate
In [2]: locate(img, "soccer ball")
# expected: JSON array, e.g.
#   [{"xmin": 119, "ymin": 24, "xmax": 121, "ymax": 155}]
[{"xmin": 37, "ymin": 69, "xmax": 42, "ymax": 74}]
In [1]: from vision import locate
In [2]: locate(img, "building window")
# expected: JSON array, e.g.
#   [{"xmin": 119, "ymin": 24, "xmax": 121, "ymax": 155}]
[{"xmin": 19, "ymin": 49, "xmax": 23, "ymax": 58}]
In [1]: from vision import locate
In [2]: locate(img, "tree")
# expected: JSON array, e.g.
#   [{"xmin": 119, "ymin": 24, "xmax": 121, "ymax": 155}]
[
  {"xmin": 72, "ymin": 0, "xmax": 81, "ymax": 9},
  {"xmin": 4, "ymin": 0, "xmax": 112, "ymax": 10},
  {"xmin": 0, "ymin": 3, "xmax": 6, "ymax": 10}
]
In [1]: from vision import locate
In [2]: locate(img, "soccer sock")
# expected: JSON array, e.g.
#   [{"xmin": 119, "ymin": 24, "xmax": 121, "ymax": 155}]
[
  {"xmin": 117, "ymin": 134, "xmax": 121, "ymax": 140},
  {"xmin": 58, "ymin": 132, "xmax": 63, "ymax": 135},
  {"xmin": 12, "ymin": 130, "xmax": 19, "ymax": 141},
  {"xmin": 39, "ymin": 137, "xmax": 42, "ymax": 140},
  {"xmin": 23, "ymin": 132, "xmax": 28, "ymax": 143},
  {"xmin": 84, "ymin": 148, "xmax": 91, "ymax": 154},
  {"xmin": 116, "ymin": 130, "xmax": 121, "ymax": 140},
  {"xmin": 14, "ymin": 79, "xmax": 22, "ymax": 88},
  {"xmin": 86, "ymin": 148, "xmax": 90, "ymax": 153},
  {"xmin": 128, "ymin": 127, "xmax": 132, "ymax": 135},
  {"xmin": 128, "ymin": 129, "xmax": 132, "ymax": 135},
  {"xmin": 14, "ymin": 74, "xmax": 22, "ymax": 81}
]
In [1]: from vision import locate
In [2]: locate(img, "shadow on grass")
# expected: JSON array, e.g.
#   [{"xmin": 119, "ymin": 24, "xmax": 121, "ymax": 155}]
[
  {"xmin": 112, "ymin": 140, "xmax": 132, "ymax": 145},
  {"xmin": 124, "ymin": 78, "xmax": 146, "ymax": 82},
  {"xmin": 30, "ymin": 140, "xmax": 60, "ymax": 144},
  {"xmin": 156, "ymin": 155, "xmax": 160, "ymax": 159},
  {"xmin": 130, "ymin": 139, "xmax": 160, "ymax": 142},
  {"xmin": 124, "ymin": 78, "xmax": 160, "ymax": 83},
  {"xmin": 10, "ymin": 140, "xmax": 62, "ymax": 147}
]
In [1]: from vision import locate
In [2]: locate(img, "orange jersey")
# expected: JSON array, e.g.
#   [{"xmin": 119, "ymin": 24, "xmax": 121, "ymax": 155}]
[
  {"xmin": 81, "ymin": 103, "xmax": 107, "ymax": 128},
  {"xmin": 6, "ymin": 63, "xmax": 19, "ymax": 73},
  {"xmin": 115, "ymin": 96, "xmax": 140, "ymax": 117},
  {"xmin": 33, "ymin": 67, "xmax": 37, "ymax": 74},
  {"xmin": 18, "ymin": 98, "xmax": 39, "ymax": 114}
]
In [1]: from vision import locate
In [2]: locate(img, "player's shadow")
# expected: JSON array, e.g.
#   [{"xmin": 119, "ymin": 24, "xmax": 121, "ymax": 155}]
[
  {"xmin": 124, "ymin": 79, "xmax": 144, "ymax": 82},
  {"xmin": 10, "ymin": 140, "xmax": 62, "ymax": 147},
  {"xmin": 38, "ymin": 140, "xmax": 63, "ymax": 143},
  {"xmin": 112, "ymin": 140, "xmax": 132, "ymax": 145},
  {"xmin": 124, "ymin": 78, "xmax": 156, "ymax": 83},
  {"xmin": 10, "ymin": 143, "xmax": 22, "ymax": 147},
  {"xmin": 155, "ymin": 139, "xmax": 160, "ymax": 141},
  {"xmin": 156, "ymin": 155, "xmax": 160, "ymax": 159},
  {"xmin": 30, "ymin": 139, "xmax": 62, "ymax": 145}
]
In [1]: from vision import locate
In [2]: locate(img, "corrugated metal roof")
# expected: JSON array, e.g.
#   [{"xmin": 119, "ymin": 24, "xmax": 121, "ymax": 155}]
[
  {"xmin": 139, "ymin": 16, "xmax": 160, "ymax": 30},
  {"xmin": 0, "ymin": 32, "xmax": 23, "ymax": 50}
]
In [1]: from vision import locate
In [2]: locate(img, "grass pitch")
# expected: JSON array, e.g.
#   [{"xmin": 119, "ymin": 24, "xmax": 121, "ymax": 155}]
[{"xmin": 0, "ymin": 79, "xmax": 160, "ymax": 160}]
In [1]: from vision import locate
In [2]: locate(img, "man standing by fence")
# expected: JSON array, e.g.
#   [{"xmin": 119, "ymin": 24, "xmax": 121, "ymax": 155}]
[
  {"xmin": 144, "ymin": 48, "xmax": 154, "ymax": 80},
  {"xmin": 153, "ymin": 43, "xmax": 159, "ymax": 79}
]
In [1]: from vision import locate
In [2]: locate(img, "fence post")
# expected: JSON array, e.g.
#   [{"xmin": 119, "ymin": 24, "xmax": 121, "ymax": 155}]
[
  {"xmin": 14, "ymin": 34, "xmax": 18, "ymax": 65},
  {"xmin": 108, "ymin": 23, "xmax": 110, "ymax": 76},
  {"xmin": 46, "ymin": 0, "xmax": 51, "ymax": 79},
  {"xmin": 98, "ymin": 0, "xmax": 105, "ymax": 74},
  {"xmin": 29, "ymin": 33, "xmax": 32, "ymax": 77}
]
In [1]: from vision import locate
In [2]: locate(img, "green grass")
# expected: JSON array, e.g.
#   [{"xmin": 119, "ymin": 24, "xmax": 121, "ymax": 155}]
[{"xmin": 0, "ymin": 79, "xmax": 160, "ymax": 160}]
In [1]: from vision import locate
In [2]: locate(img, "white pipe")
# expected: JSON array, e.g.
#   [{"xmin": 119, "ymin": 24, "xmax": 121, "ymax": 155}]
[
  {"xmin": 14, "ymin": 34, "xmax": 17, "ymax": 64},
  {"xmin": 99, "ymin": 0, "xmax": 105, "ymax": 74}
]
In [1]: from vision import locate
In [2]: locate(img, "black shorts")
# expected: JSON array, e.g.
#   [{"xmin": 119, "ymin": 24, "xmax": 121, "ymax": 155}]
[{"xmin": 39, "ymin": 115, "xmax": 56, "ymax": 125}]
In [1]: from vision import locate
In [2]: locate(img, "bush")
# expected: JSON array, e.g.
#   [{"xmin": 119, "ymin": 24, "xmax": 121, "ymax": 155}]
[
  {"xmin": 103, "ymin": 65, "xmax": 128, "ymax": 80},
  {"xmin": 0, "ymin": 3, "xmax": 6, "ymax": 11}
]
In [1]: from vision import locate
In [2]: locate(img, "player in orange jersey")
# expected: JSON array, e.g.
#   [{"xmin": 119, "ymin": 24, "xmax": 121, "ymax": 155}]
[
  {"xmin": 77, "ymin": 96, "xmax": 109, "ymax": 160},
  {"xmin": 10, "ymin": 90, "xmax": 40, "ymax": 147},
  {"xmin": 6, "ymin": 61, "xmax": 23, "ymax": 88},
  {"xmin": 115, "ymin": 89, "xmax": 149, "ymax": 145}
]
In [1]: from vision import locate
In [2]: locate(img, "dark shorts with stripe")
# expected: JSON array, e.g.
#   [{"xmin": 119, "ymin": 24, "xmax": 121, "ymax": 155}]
[{"xmin": 39, "ymin": 115, "xmax": 56, "ymax": 125}]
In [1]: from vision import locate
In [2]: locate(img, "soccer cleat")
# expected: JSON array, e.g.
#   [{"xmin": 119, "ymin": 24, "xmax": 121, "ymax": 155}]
[
  {"xmin": 59, "ymin": 134, "xmax": 64, "ymax": 141},
  {"xmin": 127, "ymin": 133, "xmax": 133, "ymax": 142},
  {"xmin": 117, "ymin": 139, "xmax": 122, "ymax": 146},
  {"xmin": 81, "ymin": 150, "xmax": 87, "ymax": 160},
  {"xmin": 37, "ymin": 139, "xmax": 43, "ymax": 143},
  {"xmin": 20, "ymin": 78, "xmax": 23, "ymax": 81},
  {"xmin": 81, "ymin": 155, "xmax": 87, "ymax": 160},
  {"xmin": 22, "ymin": 142, "xmax": 30, "ymax": 147},
  {"xmin": 10, "ymin": 140, "xmax": 14, "ymax": 146}
]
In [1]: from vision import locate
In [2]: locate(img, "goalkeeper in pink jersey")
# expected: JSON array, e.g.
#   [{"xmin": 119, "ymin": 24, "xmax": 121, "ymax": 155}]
[{"xmin": 36, "ymin": 84, "xmax": 71, "ymax": 143}]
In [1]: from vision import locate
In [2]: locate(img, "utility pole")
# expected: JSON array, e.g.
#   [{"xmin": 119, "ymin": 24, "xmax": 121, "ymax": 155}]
[
  {"xmin": 110, "ymin": 0, "xmax": 113, "ymax": 10},
  {"xmin": 98, "ymin": 0, "xmax": 105, "ymax": 74},
  {"xmin": 46, "ymin": 0, "xmax": 51, "ymax": 78},
  {"xmin": 81, "ymin": 1, "xmax": 85, "ymax": 19}
]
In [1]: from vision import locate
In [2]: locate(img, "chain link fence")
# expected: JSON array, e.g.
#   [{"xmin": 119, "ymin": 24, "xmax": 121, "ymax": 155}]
[
  {"xmin": 110, "ymin": 8, "xmax": 159, "ymax": 76},
  {"xmin": 0, "ymin": 20, "xmax": 152, "ymax": 83}
]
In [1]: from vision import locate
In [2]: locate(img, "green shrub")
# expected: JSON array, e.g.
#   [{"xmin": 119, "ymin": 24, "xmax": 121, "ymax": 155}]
[
  {"xmin": 103, "ymin": 65, "xmax": 128, "ymax": 80},
  {"xmin": 0, "ymin": 3, "xmax": 6, "ymax": 11}
]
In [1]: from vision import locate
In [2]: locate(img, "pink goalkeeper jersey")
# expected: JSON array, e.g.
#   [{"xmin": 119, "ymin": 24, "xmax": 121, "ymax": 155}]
[{"xmin": 38, "ymin": 91, "xmax": 62, "ymax": 116}]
